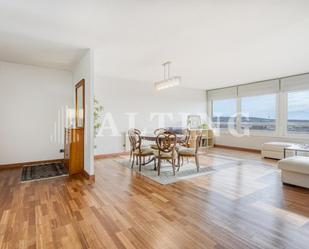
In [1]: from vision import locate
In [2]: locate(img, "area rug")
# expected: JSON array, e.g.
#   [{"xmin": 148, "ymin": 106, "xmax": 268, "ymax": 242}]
[
  {"xmin": 115, "ymin": 158, "xmax": 215, "ymax": 184},
  {"xmin": 21, "ymin": 162, "xmax": 69, "ymax": 182}
]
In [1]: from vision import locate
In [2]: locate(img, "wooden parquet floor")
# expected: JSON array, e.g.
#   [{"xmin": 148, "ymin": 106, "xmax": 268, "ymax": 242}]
[{"xmin": 1, "ymin": 148, "xmax": 309, "ymax": 249}]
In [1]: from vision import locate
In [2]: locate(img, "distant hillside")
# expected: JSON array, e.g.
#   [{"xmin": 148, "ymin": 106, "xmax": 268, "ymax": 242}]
[{"xmin": 213, "ymin": 116, "xmax": 308, "ymax": 122}]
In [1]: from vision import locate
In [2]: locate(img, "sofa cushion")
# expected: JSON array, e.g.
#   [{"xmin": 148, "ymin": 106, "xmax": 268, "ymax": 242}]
[
  {"xmin": 262, "ymin": 142, "xmax": 295, "ymax": 152},
  {"xmin": 278, "ymin": 156, "xmax": 309, "ymax": 175}
]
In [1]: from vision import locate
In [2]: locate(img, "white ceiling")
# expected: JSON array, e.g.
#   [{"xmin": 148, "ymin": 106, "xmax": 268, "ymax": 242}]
[
  {"xmin": 0, "ymin": 0, "xmax": 309, "ymax": 89},
  {"xmin": 0, "ymin": 31, "xmax": 87, "ymax": 70}
]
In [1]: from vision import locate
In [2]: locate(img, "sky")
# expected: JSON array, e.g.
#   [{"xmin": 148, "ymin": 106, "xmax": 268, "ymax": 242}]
[
  {"xmin": 241, "ymin": 94, "xmax": 276, "ymax": 119},
  {"xmin": 213, "ymin": 98, "xmax": 237, "ymax": 117},
  {"xmin": 288, "ymin": 91, "xmax": 309, "ymax": 120},
  {"xmin": 213, "ymin": 91, "xmax": 309, "ymax": 121}
]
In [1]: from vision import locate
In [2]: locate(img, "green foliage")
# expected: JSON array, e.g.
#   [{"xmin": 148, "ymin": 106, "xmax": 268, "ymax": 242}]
[
  {"xmin": 94, "ymin": 97, "xmax": 103, "ymax": 137},
  {"xmin": 199, "ymin": 123, "xmax": 208, "ymax": 129}
]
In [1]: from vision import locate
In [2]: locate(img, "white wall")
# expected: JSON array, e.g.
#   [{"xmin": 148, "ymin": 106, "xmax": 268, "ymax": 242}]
[
  {"xmin": 0, "ymin": 61, "xmax": 72, "ymax": 165},
  {"xmin": 72, "ymin": 50, "xmax": 94, "ymax": 175},
  {"xmin": 94, "ymin": 76, "xmax": 207, "ymax": 155}
]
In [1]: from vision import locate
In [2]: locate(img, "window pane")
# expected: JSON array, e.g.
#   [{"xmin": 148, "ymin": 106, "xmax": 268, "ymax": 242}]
[
  {"xmin": 212, "ymin": 99, "xmax": 237, "ymax": 129},
  {"xmin": 241, "ymin": 94, "xmax": 276, "ymax": 131},
  {"xmin": 287, "ymin": 91, "xmax": 309, "ymax": 133}
]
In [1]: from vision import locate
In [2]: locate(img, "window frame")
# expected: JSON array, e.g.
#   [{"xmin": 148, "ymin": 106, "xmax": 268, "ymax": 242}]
[
  {"xmin": 283, "ymin": 90, "xmax": 309, "ymax": 137},
  {"xmin": 207, "ymin": 75, "xmax": 309, "ymax": 139},
  {"xmin": 210, "ymin": 94, "xmax": 279, "ymax": 136},
  {"xmin": 239, "ymin": 93, "xmax": 278, "ymax": 136},
  {"xmin": 211, "ymin": 98, "xmax": 238, "ymax": 133}
]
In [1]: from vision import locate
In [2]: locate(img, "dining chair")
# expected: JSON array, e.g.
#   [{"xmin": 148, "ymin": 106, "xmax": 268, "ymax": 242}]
[
  {"xmin": 151, "ymin": 128, "xmax": 167, "ymax": 150},
  {"xmin": 131, "ymin": 130, "xmax": 154, "ymax": 171},
  {"xmin": 154, "ymin": 128, "xmax": 167, "ymax": 136},
  {"xmin": 128, "ymin": 128, "xmax": 141, "ymax": 162},
  {"xmin": 175, "ymin": 128, "xmax": 191, "ymax": 165},
  {"xmin": 177, "ymin": 133, "xmax": 202, "ymax": 172},
  {"xmin": 178, "ymin": 128, "xmax": 191, "ymax": 148},
  {"xmin": 153, "ymin": 132, "xmax": 177, "ymax": 176}
]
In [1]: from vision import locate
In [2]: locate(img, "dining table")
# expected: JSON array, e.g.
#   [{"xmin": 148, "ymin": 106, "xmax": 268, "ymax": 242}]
[
  {"xmin": 139, "ymin": 134, "xmax": 185, "ymax": 167},
  {"xmin": 140, "ymin": 134, "xmax": 185, "ymax": 142}
]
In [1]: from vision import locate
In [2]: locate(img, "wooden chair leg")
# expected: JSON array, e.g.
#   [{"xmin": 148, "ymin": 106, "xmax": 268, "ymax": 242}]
[
  {"xmin": 154, "ymin": 158, "xmax": 157, "ymax": 170},
  {"xmin": 158, "ymin": 158, "xmax": 161, "ymax": 176},
  {"xmin": 139, "ymin": 156, "xmax": 142, "ymax": 171},
  {"xmin": 172, "ymin": 159, "xmax": 176, "ymax": 176},
  {"xmin": 177, "ymin": 154, "xmax": 181, "ymax": 171},
  {"xmin": 131, "ymin": 155, "xmax": 135, "ymax": 168},
  {"xmin": 195, "ymin": 155, "xmax": 200, "ymax": 172}
]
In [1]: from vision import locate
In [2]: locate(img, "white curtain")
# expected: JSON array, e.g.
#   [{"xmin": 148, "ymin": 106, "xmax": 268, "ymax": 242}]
[
  {"xmin": 281, "ymin": 74, "xmax": 309, "ymax": 92},
  {"xmin": 207, "ymin": 73, "xmax": 309, "ymax": 99},
  {"xmin": 238, "ymin": 79, "xmax": 279, "ymax": 97},
  {"xmin": 207, "ymin": 86, "xmax": 237, "ymax": 100}
]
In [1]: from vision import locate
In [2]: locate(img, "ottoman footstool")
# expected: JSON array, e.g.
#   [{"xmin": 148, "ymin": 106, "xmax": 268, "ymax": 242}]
[
  {"xmin": 278, "ymin": 156, "xmax": 309, "ymax": 189},
  {"xmin": 261, "ymin": 142, "xmax": 296, "ymax": 160}
]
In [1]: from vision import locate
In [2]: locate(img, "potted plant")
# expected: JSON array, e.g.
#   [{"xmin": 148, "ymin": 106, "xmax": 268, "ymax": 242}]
[{"xmin": 94, "ymin": 97, "xmax": 103, "ymax": 148}]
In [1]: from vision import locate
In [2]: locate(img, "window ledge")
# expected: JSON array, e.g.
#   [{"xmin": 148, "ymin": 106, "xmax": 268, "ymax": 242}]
[{"xmin": 216, "ymin": 132, "xmax": 309, "ymax": 140}]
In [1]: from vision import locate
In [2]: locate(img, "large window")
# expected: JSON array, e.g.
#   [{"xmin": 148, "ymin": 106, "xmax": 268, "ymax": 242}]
[
  {"xmin": 208, "ymin": 74, "xmax": 309, "ymax": 137},
  {"xmin": 287, "ymin": 91, "xmax": 309, "ymax": 133},
  {"xmin": 240, "ymin": 94, "xmax": 276, "ymax": 131},
  {"xmin": 212, "ymin": 98, "xmax": 237, "ymax": 129}
]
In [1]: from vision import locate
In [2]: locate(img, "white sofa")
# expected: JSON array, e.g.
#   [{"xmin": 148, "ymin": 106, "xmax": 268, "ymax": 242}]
[
  {"xmin": 278, "ymin": 156, "xmax": 309, "ymax": 189},
  {"xmin": 261, "ymin": 142, "xmax": 295, "ymax": 160}
]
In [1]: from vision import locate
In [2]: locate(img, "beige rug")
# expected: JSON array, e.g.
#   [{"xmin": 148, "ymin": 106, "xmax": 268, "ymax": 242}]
[{"xmin": 115, "ymin": 157, "xmax": 215, "ymax": 185}]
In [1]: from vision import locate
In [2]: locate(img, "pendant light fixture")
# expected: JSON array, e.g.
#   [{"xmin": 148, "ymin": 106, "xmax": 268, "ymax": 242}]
[{"xmin": 154, "ymin": 61, "xmax": 181, "ymax": 90}]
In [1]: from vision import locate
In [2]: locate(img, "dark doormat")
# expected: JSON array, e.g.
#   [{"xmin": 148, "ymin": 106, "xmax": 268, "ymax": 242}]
[{"xmin": 21, "ymin": 162, "xmax": 69, "ymax": 182}]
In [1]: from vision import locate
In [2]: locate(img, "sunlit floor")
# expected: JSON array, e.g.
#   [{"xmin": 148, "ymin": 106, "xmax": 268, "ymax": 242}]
[{"xmin": 1, "ymin": 148, "xmax": 309, "ymax": 249}]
